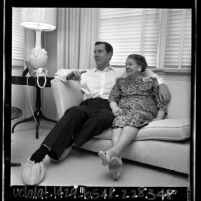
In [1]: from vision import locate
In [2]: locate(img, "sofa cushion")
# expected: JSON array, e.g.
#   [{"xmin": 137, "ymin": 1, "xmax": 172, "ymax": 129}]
[
  {"xmin": 137, "ymin": 119, "xmax": 190, "ymax": 141},
  {"xmin": 94, "ymin": 119, "xmax": 190, "ymax": 141}
]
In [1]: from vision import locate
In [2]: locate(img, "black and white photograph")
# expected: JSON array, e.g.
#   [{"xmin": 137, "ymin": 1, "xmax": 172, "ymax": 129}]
[{"xmin": 3, "ymin": 0, "xmax": 196, "ymax": 200}]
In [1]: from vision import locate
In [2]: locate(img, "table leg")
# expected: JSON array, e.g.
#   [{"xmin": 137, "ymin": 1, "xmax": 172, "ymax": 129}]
[
  {"xmin": 35, "ymin": 111, "xmax": 40, "ymax": 139},
  {"xmin": 12, "ymin": 116, "xmax": 34, "ymax": 133}
]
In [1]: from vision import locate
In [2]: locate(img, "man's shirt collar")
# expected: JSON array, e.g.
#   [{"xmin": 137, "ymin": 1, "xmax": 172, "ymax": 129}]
[{"xmin": 94, "ymin": 66, "xmax": 114, "ymax": 72}]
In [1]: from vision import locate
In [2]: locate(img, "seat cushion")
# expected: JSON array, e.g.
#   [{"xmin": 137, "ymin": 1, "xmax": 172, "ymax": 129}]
[
  {"xmin": 95, "ymin": 119, "xmax": 190, "ymax": 141},
  {"xmin": 137, "ymin": 119, "xmax": 190, "ymax": 141}
]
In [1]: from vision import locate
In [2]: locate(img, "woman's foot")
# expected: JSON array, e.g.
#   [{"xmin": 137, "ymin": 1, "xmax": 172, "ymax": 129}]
[
  {"xmin": 108, "ymin": 157, "xmax": 123, "ymax": 180},
  {"xmin": 98, "ymin": 151, "xmax": 110, "ymax": 166}
]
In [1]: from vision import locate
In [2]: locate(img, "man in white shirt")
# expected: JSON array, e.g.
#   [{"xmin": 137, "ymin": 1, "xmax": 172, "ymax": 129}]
[{"xmin": 29, "ymin": 41, "xmax": 171, "ymax": 164}]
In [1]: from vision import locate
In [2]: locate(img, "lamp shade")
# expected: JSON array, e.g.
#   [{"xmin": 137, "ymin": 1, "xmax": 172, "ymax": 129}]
[{"xmin": 21, "ymin": 8, "xmax": 57, "ymax": 31}]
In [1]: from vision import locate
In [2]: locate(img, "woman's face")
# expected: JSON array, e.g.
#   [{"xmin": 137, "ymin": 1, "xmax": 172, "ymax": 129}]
[{"xmin": 125, "ymin": 57, "xmax": 140, "ymax": 77}]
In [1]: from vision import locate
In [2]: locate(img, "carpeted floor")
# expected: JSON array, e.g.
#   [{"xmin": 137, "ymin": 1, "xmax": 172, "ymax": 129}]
[{"xmin": 10, "ymin": 121, "xmax": 189, "ymax": 187}]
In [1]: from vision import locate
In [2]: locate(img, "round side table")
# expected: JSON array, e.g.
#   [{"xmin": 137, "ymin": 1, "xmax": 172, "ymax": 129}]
[{"xmin": 11, "ymin": 107, "xmax": 23, "ymax": 167}]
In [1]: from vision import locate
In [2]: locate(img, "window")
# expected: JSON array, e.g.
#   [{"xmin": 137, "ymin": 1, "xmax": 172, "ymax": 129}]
[
  {"xmin": 98, "ymin": 8, "xmax": 192, "ymax": 72},
  {"xmin": 164, "ymin": 9, "xmax": 192, "ymax": 70},
  {"xmin": 12, "ymin": 7, "xmax": 25, "ymax": 67}
]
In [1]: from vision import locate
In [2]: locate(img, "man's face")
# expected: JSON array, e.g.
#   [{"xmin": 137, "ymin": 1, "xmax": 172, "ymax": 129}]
[{"xmin": 94, "ymin": 44, "xmax": 112, "ymax": 70}]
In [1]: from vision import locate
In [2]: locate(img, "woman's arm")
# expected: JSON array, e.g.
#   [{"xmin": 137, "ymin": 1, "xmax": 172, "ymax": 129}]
[
  {"xmin": 109, "ymin": 78, "xmax": 123, "ymax": 116},
  {"xmin": 154, "ymin": 110, "xmax": 166, "ymax": 120}
]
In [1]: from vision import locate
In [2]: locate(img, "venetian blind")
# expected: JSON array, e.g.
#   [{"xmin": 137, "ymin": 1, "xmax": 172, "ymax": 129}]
[
  {"xmin": 12, "ymin": 7, "xmax": 25, "ymax": 67},
  {"xmin": 98, "ymin": 9, "xmax": 160, "ymax": 67},
  {"xmin": 98, "ymin": 8, "xmax": 192, "ymax": 70},
  {"xmin": 164, "ymin": 9, "xmax": 192, "ymax": 70}
]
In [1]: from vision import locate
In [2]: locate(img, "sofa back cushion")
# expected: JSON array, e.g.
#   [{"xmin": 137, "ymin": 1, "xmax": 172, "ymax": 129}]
[
  {"xmin": 165, "ymin": 80, "xmax": 191, "ymax": 119},
  {"xmin": 53, "ymin": 68, "xmax": 191, "ymax": 119}
]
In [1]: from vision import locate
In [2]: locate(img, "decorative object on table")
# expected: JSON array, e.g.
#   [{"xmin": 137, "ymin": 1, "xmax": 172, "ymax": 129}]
[
  {"xmin": 21, "ymin": 159, "xmax": 47, "ymax": 185},
  {"xmin": 20, "ymin": 8, "xmax": 57, "ymax": 77}
]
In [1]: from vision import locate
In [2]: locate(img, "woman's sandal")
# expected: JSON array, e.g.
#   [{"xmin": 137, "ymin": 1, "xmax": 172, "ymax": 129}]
[
  {"xmin": 98, "ymin": 151, "xmax": 110, "ymax": 166},
  {"xmin": 108, "ymin": 156, "xmax": 123, "ymax": 180}
]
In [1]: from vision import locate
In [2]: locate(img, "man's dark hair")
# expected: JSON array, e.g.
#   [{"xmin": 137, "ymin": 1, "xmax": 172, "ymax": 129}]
[
  {"xmin": 127, "ymin": 54, "xmax": 148, "ymax": 72},
  {"xmin": 95, "ymin": 41, "xmax": 113, "ymax": 56}
]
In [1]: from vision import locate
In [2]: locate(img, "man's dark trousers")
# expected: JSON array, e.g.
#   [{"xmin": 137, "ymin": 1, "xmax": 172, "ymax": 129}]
[{"xmin": 42, "ymin": 98, "xmax": 115, "ymax": 160}]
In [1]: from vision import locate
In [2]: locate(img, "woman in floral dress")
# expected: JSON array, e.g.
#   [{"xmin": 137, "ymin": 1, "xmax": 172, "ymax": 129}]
[{"xmin": 98, "ymin": 54, "xmax": 168, "ymax": 180}]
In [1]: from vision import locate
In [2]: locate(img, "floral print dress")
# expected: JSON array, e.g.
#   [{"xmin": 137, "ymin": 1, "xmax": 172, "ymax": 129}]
[{"xmin": 109, "ymin": 75, "xmax": 167, "ymax": 128}]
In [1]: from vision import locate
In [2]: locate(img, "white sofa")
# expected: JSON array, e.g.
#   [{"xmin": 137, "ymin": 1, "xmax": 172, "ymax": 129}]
[{"xmin": 51, "ymin": 68, "xmax": 191, "ymax": 175}]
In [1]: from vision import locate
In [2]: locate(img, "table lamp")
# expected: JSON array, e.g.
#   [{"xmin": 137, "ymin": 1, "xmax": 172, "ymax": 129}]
[{"xmin": 21, "ymin": 8, "xmax": 57, "ymax": 75}]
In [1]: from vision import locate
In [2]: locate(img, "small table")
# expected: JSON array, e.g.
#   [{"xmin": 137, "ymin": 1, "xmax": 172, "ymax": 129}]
[{"xmin": 12, "ymin": 75, "xmax": 57, "ymax": 139}]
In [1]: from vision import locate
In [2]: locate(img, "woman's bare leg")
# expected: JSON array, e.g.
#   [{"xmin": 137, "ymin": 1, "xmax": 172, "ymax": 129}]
[
  {"xmin": 108, "ymin": 126, "xmax": 138, "ymax": 180},
  {"xmin": 98, "ymin": 128, "xmax": 122, "ymax": 166},
  {"xmin": 112, "ymin": 128, "xmax": 122, "ymax": 146},
  {"xmin": 107, "ymin": 126, "xmax": 138, "ymax": 159}
]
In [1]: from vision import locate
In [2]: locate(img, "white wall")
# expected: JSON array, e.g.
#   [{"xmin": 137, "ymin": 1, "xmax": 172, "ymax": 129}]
[{"xmin": 12, "ymin": 68, "xmax": 36, "ymax": 124}]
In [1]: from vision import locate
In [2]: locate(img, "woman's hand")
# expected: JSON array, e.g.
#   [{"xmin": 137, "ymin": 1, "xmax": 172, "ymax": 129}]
[{"xmin": 112, "ymin": 106, "xmax": 123, "ymax": 116}]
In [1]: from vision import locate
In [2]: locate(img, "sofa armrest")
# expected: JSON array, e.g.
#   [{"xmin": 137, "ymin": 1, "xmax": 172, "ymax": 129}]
[{"xmin": 51, "ymin": 78, "xmax": 83, "ymax": 120}]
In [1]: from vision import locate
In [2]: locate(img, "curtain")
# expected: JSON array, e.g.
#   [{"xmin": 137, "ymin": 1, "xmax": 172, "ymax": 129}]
[{"xmin": 57, "ymin": 8, "xmax": 99, "ymax": 70}]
